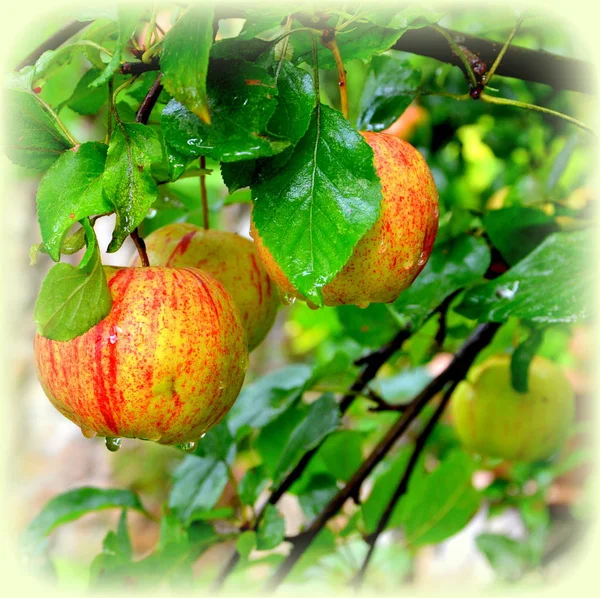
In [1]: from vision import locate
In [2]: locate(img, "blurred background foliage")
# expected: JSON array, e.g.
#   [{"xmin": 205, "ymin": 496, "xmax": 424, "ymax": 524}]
[{"xmin": 4, "ymin": 2, "xmax": 594, "ymax": 594}]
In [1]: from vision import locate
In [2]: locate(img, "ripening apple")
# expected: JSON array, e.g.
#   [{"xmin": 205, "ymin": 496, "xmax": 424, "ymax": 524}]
[
  {"xmin": 382, "ymin": 103, "xmax": 428, "ymax": 140},
  {"xmin": 450, "ymin": 354, "xmax": 575, "ymax": 462},
  {"xmin": 34, "ymin": 266, "xmax": 248, "ymax": 448},
  {"xmin": 133, "ymin": 223, "xmax": 279, "ymax": 351},
  {"xmin": 250, "ymin": 132, "xmax": 439, "ymax": 308}
]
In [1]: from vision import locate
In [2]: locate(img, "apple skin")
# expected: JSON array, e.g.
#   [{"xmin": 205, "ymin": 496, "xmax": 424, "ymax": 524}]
[
  {"xmin": 133, "ymin": 224, "xmax": 279, "ymax": 351},
  {"xmin": 34, "ymin": 266, "xmax": 248, "ymax": 445},
  {"xmin": 250, "ymin": 132, "xmax": 439, "ymax": 307},
  {"xmin": 451, "ymin": 354, "xmax": 575, "ymax": 462},
  {"xmin": 382, "ymin": 103, "xmax": 428, "ymax": 140}
]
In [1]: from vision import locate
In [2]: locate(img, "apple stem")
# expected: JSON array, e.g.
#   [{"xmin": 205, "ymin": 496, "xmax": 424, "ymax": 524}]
[
  {"xmin": 131, "ymin": 228, "xmax": 150, "ymax": 267},
  {"xmin": 321, "ymin": 31, "xmax": 348, "ymax": 119},
  {"xmin": 200, "ymin": 156, "xmax": 210, "ymax": 230}
]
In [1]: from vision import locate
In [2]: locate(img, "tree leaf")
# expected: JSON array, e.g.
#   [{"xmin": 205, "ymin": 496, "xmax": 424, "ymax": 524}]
[
  {"xmin": 297, "ymin": 474, "xmax": 339, "ymax": 522},
  {"xmin": 221, "ymin": 159, "xmax": 257, "ymax": 193},
  {"xmin": 225, "ymin": 364, "xmax": 312, "ymax": 439},
  {"xmin": 161, "ymin": 4, "xmax": 214, "ymax": 123},
  {"xmin": 103, "ymin": 121, "xmax": 162, "ymax": 252},
  {"xmin": 161, "ymin": 59, "xmax": 287, "ymax": 163},
  {"xmin": 357, "ymin": 55, "xmax": 422, "ymax": 132},
  {"xmin": 336, "ymin": 303, "xmax": 401, "ymax": 347},
  {"xmin": 193, "ymin": 420, "xmax": 236, "ymax": 464},
  {"xmin": 317, "ymin": 430, "xmax": 364, "ymax": 482},
  {"xmin": 23, "ymin": 487, "xmax": 145, "ymax": 550},
  {"xmin": 391, "ymin": 234, "xmax": 491, "ymax": 329},
  {"xmin": 252, "ymin": 104, "xmax": 382, "ymax": 305},
  {"xmin": 89, "ymin": 7, "xmax": 145, "ymax": 88},
  {"xmin": 271, "ymin": 393, "xmax": 341, "ymax": 486},
  {"xmin": 510, "ymin": 328, "xmax": 546, "ymax": 393},
  {"xmin": 476, "ymin": 534, "xmax": 530, "ymax": 581},
  {"xmin": 4, "ymin": 88, "xmax": 73, "ymax": 170},
  {"xmin": 66, "ymin": 69, "xmax": 110, "ymax": 115},
  {"xmin": 256, "ymin": 504, "xmax": 285, "ymax": 550},
  {"xmin": 168, "ymin": 455, "xmax": 229, "ymax": 526},
  {"xmin": 400, "ymin": 450, "xmax": 481, "ymax": 547},
  {"xmin": 34, "ymin": 222, "xmax": 112, "ymax": 341},
  {"xmin": 456, "ymin": 230, "xmax": 592, "ymax": 324},
  {"xmin": 236, "ymin": 531, "xmax": 257, "ymax": 559},
  {"xmin": 484, "ymin": 206, "xmax": 559, "ymax": 265},
  {"xmin": 238, "ymin": 466, "xmax": 269, "ymax": 506},
  {"xmin": 36, "ymin": 141, "xmax": 111, "ymax": 260}
]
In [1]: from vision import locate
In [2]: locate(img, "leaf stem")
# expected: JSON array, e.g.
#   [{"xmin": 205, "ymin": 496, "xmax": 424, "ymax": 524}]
[
  {"xmin": 484, "ymin": 16, "xmax": 524, "ymax": 87},
  {"xmin": 321, "ymin": 32, "xmax": 348, "ymax": 119},
  {"xmin": 431, "ymin": 24, "xmax": 478, "ymax": 88},
  {"xmin": 130, "ymin": 229, "xmax": 150, "ymax": 267},
  {"xmin": 35, "ymin": 93, "xmax": 78, "ymax": 147},
  {"xmin": 200, "ymin": 156, "xmax": 210, "ymax": 230},
  {"xmin": 480, "ymin": 92, "xmax": 594, "ymax": 134}
]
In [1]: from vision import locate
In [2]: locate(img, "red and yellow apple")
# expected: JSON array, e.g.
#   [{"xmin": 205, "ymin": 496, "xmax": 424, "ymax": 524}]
[
  {"xmin": 450, "ymin": 354, "xmax": 575, "ymax": 462},
  {"xmin": 133, "ymin": 224, "xmax": 279, "ymax": 351},
  {"xmin": 250, "ymin": 132, "xmax": 439, "ymax": 307},
  {"xmin": 34, "ymin": 266, "xmax": 248, "ymax": 447}
]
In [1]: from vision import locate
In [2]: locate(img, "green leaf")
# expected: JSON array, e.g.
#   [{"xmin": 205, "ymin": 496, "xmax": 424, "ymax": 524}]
[
  {"xmin": 161, "ymin": 4, "xmax": 214, "ymax": 124},
  {"xmin": 391, "ymin": 234, "xmax": 491, "ymax": 329},
  {"xmin": 336, "ymin": 303, "xmax": 401, "ymax": 347},
  {"xmin": 484, "ymin": 206, "xmax": 559, "ymax": 265},
  {"xmin": 271, "ymin": 393, "xmax": 341, "ymax": 486},
  {"xmin": 238, "ymin": 466, "xmax": 269, "ymax": 506},
  {"xmin": 268, "ymin": 60, "xmax": 316, "ymax": 144},
  {"xmin": 256, "ymin": 504, "xmax": 285, "ymax": 550},
  {"xmin": 36, "ymin": 142, "xmax": 111, "ymax": 260},
  {"xmin": 510, "ymin": 328, "xmax": 545, "ymax": 393},
  {"xmin": 66, "ymin": 69, "xmax": 109, "ymax": 115},
  {"xmin": 161, "ymin": 59, "xmax": 287, "ymax": 163},
  {"xmin": 456, "ymin": 230, "xmax": 592, "ymax": 324},
  {"xmin": 401, "ymin": 450, "xmax": 481, "ymax": 547},
  {"xmin": 89, "ymin": 7, "xmax": 145, "ymax": 88},
  {"xmin": 252, "ymin": 104, "xmax": 382, "ymax": 305},
  {"xmin": 221, "ymin": 159, "xmax": 257, "ymax": 193},
  {"xmin": 357, "ymin": 55, "xmax": 421, "ymax": 131},
  {"xmin": 103, "ymin": 121, "xmax": 162, "ymax": 252},
  {"xmin": 291, "ymin": 21, "xmax": 407, "ymax": 69},
  {"xmin": 236, "ymin": 531, "xmax": 257, "ymax": 559},
  {"xmin": 297, "ymin": 474, "xmax": 339, "ymax": 521},
  {"xmin": 34, "ymin": 222, "xmax": 112, "ymax": 341},
  {"xmin": 476, "ymin": 534, "xmax": 530, "ymax": 581},
  {"xmin": 23, "ymin": 487, "xmax": 144, "ymax": 550},
  {"xmin": 226, "ymin": 364, "xmax": 312, "ymax": 439},
  {"xmin": 168, "ymin": 456, "xmax": 229, "ymax": 526},
  {"xmin": 4, "ymin": 88, "xmax": 73, "ymax": 170},
  {"xmin": 193, "ymin": 420, "xmax": 236, "ymax": 464},
  {"xmin": 89, "ymin": 511, "xmax": 134, "ymax": 584},
  {"xmin": 317, "ymin": 431, "xmax": 363, "ymax": 482}
]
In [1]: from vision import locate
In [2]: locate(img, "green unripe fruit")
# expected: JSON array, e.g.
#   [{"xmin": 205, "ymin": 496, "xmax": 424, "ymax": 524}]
[{"xmin": 450, "ymin": 354, "xmax": 575, "ymax": 462}]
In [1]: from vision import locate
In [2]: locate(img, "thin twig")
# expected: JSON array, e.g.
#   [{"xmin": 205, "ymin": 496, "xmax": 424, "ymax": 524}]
[
  {"xmin": 131, "ymin": 229, "xmax": 150, "ymax": 267},
  {"xmin": 200, "ymin": 156, "xmax": 210, "ymax": 230},
  {"xmin": 480, "ymin": 92, "xmax": 594, "ymax": 134},
  {"xmin": 321, "ymin": 31, "xmax": 348, "ymax": 118},
  {"xmin": 120, "ymin": 58, "xmax": 161, "ymax": 75},
  {"xmin": 263, "ymin": 323, "xmax": 500, "ymax": 593},
  {"xmin": 431, "ymin": 24, "xmax": 478, "ymax": 89},
  {"xmin": 135, "ymin": 74, "xmax": 164, "ymax": 124},
  {"xmin": 484, "ymin": 16, "xmax": 525, "ymax": 87},
  {"xmin": 351, "ymin": 380, "xmax": 459, "ymax": 588}
]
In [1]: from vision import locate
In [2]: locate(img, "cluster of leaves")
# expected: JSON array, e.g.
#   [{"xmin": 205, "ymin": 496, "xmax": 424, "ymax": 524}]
[{"xmin": 8, "ymin": 1, "xmax": 593, "ymax": 592}]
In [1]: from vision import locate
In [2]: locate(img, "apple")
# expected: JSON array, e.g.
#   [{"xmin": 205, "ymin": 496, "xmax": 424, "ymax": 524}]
[
  {"xmin": 382, "ymin": 103, "xmax": 428, "ymax": 140},
  {"xmin": 450, "ymin": 354, "xmax": 575, "ymax": 462},
  {"xmin": 250, "ymin": 132, "xmax": 439, "ymax": 307},
  {"xmin": 34, "ymin": 266, "xmax": 248, "ymax": 449},
  {"xmin": 133, "ymin": 223, "xmax": 279, "ymax": 351}
]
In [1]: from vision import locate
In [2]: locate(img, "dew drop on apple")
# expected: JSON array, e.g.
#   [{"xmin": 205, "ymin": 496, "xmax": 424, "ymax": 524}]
[
  {"xmin": 81, "ymin": 426, "xmax": 97, "ymax": 439},
  {"xmin": 109, "ymin": 332, "xmax": 117, "ymax": 344},
  {"xmin": 356, "ymin": 300, "xmax": 371, "ymax": 309},
  {"xmin": 281, "ymin": 293, "xmax": 296, "ymax": 306},
  {"xmin": 180, "ymin": 441, "xmax": 197, "ymax": 453},
  {"xmin": 105, "ymin": 437, "xmax": 122, "ymax": 452}
]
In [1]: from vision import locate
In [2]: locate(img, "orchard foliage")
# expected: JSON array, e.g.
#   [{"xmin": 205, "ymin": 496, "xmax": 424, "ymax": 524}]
[{"xmin": 8, "ymin": 2, "xmax": 593, "ymax": 591}]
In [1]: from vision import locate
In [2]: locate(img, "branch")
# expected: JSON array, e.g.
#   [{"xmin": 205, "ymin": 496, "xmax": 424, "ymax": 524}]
[
  {"xmin": 392, "ymin": 26, "xmax": 592, "ymax": 94},
  {"xmin": 263, "ymin": 322, "xmax": 500, "ymax": 593},
  {"xmin": 16, "ymin": 20, "xmax": 91, "ymax": 70},
  {"xmin": 351, "ymin": 380, "xmax": 459, "ymax": 588},
  {"xmin": 211, "ymin": 325, "xmax": 413, "ymax": 591},
  {"xmin": 120, "ymin": 57, "xmax": 160, "ymax": 75},
  {"xmin": 135, "ymin": 73, "xmax": 164, "ymax": 124}
]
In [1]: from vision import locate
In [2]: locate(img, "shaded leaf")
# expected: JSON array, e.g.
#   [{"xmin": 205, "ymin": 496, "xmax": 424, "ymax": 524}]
[
  {"xmin": 66, "ymin": 69, "xmax": 109, "ymax": 115},
  {"xmin": 456, "ymin": 230, "xmax": 592, "ymax": 324},
  {"xmin": 4, "ymin": 88, "xmax": 73, "ymax": 170},
  {"xmin": 256, "ymin": 504, "xmax": 285, "ymax": 550},
  {"xmin": 239, "ymin": 466, "xmax": 269, "ymax": 506},
  {"xmin": 510, "ymin": 328, "xmax": 546, "ymax": 393},
  {"xmin": 236, "ymin": 531, "xmax": 257, "ymax": 558}
]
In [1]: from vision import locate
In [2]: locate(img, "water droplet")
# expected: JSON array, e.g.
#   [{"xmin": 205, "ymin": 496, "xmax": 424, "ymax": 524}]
[
  {"xmin": 281, "ymin": 293, "xmax": 297, "ymax": 306},
  {"xmin": 180, "ymin": 441, "xmax": 197, "ymax": 453},
  {"xmin": 307, "ymin": 301, "xmax": 320, "ymax": 311},
  {"xmin": 495, "ymin": 281, "xmax": 519, "ymax": 300},
  {"xmin": 108, "ymin": 331, "xmax": 117, "ymax": 344},
  {"xmin": 146, "ymin": 208, "xmax": 157, "ymax": 219},
  {"xmin": 200, "ymin": 432, "xmax": 206, "ymax": 439},
  {"xmin": 105, "ymin": 437, "xmax": 122, "ymax": 452},
  {"xmin": 356, "ymin": 300, "xmax": 371, "ymax": 309},
  {"xmin": 218, "ymin": 380, "xmax": 226, "ymax": 390},
  {"xmin": 417, "ymin": 251, "xmax": 427, "ymax": 267},
  {"xmin": 81, "ymin": 426, "xmax": 96, "ymax": 438}
]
